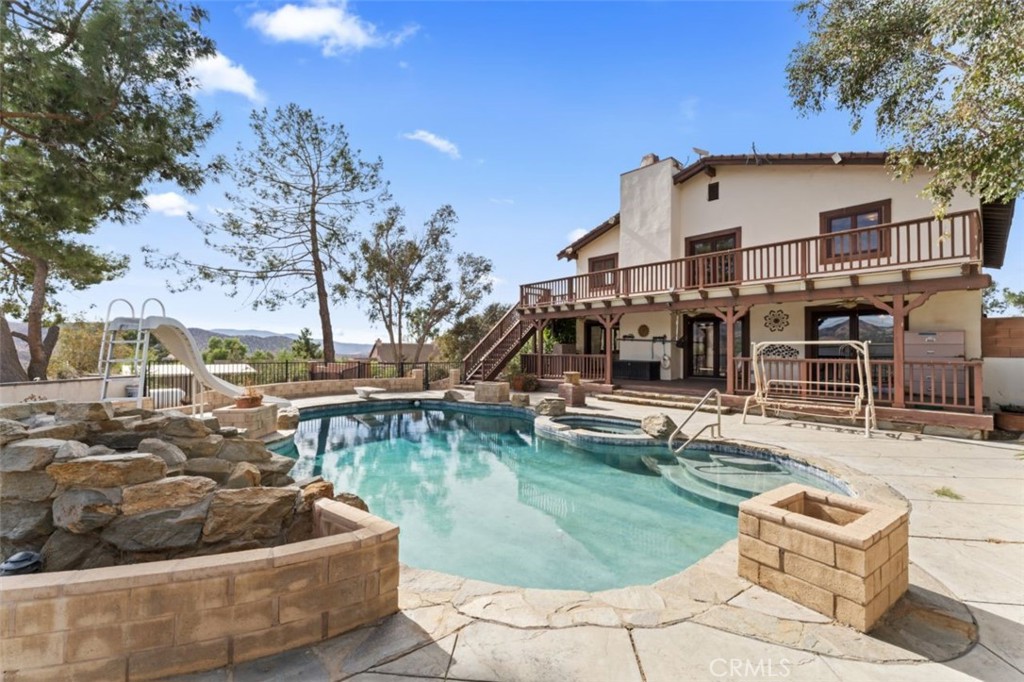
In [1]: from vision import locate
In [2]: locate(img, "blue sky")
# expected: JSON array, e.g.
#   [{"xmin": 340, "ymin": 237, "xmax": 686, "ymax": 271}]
[{"xmin": 73, "ymin": 1, "xmax": 1022, "ymax": 343}]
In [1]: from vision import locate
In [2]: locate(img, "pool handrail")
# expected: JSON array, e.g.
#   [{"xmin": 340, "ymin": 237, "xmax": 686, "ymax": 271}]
[{"xmin": 667, "ymin": 388, "xmax": 723, "ymax": 456}]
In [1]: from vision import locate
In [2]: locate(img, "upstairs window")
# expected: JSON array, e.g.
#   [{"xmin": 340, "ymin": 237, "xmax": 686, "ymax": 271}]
[
  {"xmin": 819, "ymin": 199, "xmax": 891, "ymax": 262},
  {"xmin": 707, "ymin": 182, "xmax": 719, "ymax": 201},
  {"xmin": 588, "ymin": 253, "xmax": 618, "ymax": 291}
]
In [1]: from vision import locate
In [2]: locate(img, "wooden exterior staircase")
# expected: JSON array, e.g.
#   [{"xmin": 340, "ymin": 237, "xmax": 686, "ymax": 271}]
[{"xmin": 462, "ymin": 306, "xmax": 532, "ymax": 382}]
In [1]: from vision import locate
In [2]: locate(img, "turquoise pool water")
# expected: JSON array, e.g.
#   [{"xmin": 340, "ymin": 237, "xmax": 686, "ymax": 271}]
[{"xmin": 279, "ymin": 402, "xmax": 836, "ymax": 591}]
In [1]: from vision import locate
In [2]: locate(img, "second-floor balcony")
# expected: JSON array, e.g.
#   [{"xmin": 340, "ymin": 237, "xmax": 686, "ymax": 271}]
[{"xmin": 520, "ymin": 210, "xmax": 981, "ymax": 308}]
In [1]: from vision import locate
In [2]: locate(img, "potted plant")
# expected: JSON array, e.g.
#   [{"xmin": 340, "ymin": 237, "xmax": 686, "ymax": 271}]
[
  {"xmin": 510, "ymin": 372, "xmax": 540, "ymax": 392},
  {"xmin": 234, "ymin": 384, "xmax": 264, "ymax": 409},
  {"xmin": 995, "ymin": 404, "xmax": 1024, "ymax": 432}
]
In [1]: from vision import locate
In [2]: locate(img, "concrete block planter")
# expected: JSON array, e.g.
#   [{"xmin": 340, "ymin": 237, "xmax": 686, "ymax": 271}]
[
  {"xmin": 474, "ymin": 381, "xmax": 510, "ymax": 404},
  {"xmin": 737, "ymin": 483, "xmax": 908, "ymax": 632}
]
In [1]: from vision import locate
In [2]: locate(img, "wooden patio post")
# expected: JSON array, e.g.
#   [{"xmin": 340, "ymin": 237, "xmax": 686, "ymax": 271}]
[
  {"xmin": 598, "ymin": 313, "xmax": 622, "ymax": 385},
  {"xmin": 535, "ymin": 320, "xmax": 547, "ymax": 378},
  {"xmin": 891, "ymin": 296, "xmax": 906, "ymax": 409},
  {"xmin": 714, "ymin": 305, "xmax": 749, "ymax": 395}
]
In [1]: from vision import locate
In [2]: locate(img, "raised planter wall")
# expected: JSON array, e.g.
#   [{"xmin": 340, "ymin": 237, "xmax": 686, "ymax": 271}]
[
  {"xmin": 0, "ymin": 499, "xmax": 399, "ymax": 681},
  {"xmin": 737, "ymin": 483, "xmax": 909, "ymax": 632},
  {"xmin": 196, "ymin": 370, "xmax": 425, "ymax": 409}
]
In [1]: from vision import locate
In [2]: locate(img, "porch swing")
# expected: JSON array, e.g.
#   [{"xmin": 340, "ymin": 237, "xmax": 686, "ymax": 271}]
[{"xmin": 741, "ymin": 340, "xmax": 877, "ymax": 437}]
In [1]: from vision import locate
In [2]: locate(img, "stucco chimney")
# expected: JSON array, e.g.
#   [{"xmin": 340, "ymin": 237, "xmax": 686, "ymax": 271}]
[{"xmin": 639, "ymin": 153, "xmax": 660, "ymax": 168}]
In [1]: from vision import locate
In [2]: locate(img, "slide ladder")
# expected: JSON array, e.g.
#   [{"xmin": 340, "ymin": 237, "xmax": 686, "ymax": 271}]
[{"xmin": 98, "ymin": 298, "xmax": 164, "ymax": 406}]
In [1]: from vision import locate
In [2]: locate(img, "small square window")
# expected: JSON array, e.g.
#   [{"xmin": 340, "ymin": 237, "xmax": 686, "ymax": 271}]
[{"xmin": 707, "ymin": 182, "xmax": 719, "ymax": 201}]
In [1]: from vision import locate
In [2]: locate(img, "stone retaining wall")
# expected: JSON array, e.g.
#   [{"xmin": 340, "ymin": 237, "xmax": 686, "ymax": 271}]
[
  {"xmin": 196, "ymin": 369, "xmax": 425, "ymax": 409},
  {"xmin": 0, "ymin": 498, "xmax": 399, "ymax": 681}
]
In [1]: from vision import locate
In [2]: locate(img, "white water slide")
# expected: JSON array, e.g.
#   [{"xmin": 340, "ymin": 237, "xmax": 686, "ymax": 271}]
[{"xmin": 99, "ymin": 299, "xmax": 288, "ymax": 407}]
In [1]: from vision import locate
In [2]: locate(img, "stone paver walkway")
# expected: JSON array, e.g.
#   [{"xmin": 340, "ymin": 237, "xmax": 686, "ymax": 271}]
[{"xmin": 177, "ymin": 391, "xmax": 1024, "ymax": 681}]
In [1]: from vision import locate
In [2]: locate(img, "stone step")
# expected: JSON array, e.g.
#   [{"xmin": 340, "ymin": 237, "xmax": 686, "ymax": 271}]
[
  {"xmin": 597, "ymin": 393, "xmax": 733, "ymax": 415},
  {"xmin": 657, "ymin": 463, "xmax": 747, "ymax": 515}
]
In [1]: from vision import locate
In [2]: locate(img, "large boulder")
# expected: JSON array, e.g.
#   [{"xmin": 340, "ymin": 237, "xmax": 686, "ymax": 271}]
[
  {"xmin": 443, "ymin": 390, "xmax": 465, "ymax": 402},
  {"xmin": 256, "ymin": 452, "xmax": 296, "ymax": 475},
  {"xmin": 277, "ymin": 406, "xmax": 300, "ymax": 430},
  {"xmin": 131, "ymin": 415, "xmax": 171, "ymax": 432},
  {"xmin": 52, "ymin": 489, "xmax": 120, "ymax": 533},
  {"xmin": 1, "ymin": 438, "xmax": 65, "ymax": 472},
  {"xmin": 335, "ymin": 492, "xmax": 369, "ymax": 512},
  {"xmin": 46, "ymin": 453, "xmax": 166, "ymax": 488},
  {"xmin": 202, "ymin": 488, "xmax": 298, "ymax": 543},
  {"xmin": 297, "ymin": 480, "xmax": 335, "ymax": 513},
  {"xmin": 0, "ymin": 404, "xmax": 39, "ymax": 421},
  {"xmin": 534, "ymin": 398, "xmax": 567, "ymax": 416},
  {"xmin": 41, "ymin": 530, "xmax": 118, "ymax": 571},
  {"xmin": 0, "ymin": 418, "xmax": 28, "ymax": 446},
  {"xmin": 182, "ymin": 457, "xmax": 233, "ymax": 485},
  {"xmin": 55, "ymin": 440, "xmax": 90, "ymax": 462},
  {"xmin": 137, "ymin": 438, "xmax": 187, "ymax": 473},
  {"xmin": 25, "ymin": 421, "xmax": 88, "ymax": 441},
  {"xmin": 0, "ymin": 472, "xmax": 56, "ymax": 502},
  {"xmin": 167, "ymin": 434, "xmax": 224, "ymax": 458},
  {"xmin": 0, "ymin": 499, "xmax": 53, "ymax": 541},
  {"xmin": 121, "ymin": 476, "xmax": 216, "ymax": 515},
  {"xmin": 55, "ymin": 401, "xmax": 114, "ymax": 422},
  {"xmin": 641, "ymin": 413, "xmax": 678, "ymax": 440},
  {"xmin": 224, "ymin": 462, "xmax": 261, "ymax": 489},
  {"xmin": 217, "ymin": 438, "xmax": 272, "ymax": 463},
  {"xmin": 101, "ymin": 499, "xmax": 209, "ymax": 552},
  {"xmin": 160, "ymin": 415, "xmax": 213, "ymax": 439}
]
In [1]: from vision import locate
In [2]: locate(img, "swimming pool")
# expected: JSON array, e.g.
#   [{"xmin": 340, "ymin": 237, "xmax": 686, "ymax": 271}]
[{"xmin": 279, "ymin": 401, "xmax": 844, "ymax": 591}]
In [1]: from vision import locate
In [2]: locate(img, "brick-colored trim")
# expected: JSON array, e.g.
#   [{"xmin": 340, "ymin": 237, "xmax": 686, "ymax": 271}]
[{"xmin": 0, "ymin": 500, "xmax": 399, "ymax": 681}]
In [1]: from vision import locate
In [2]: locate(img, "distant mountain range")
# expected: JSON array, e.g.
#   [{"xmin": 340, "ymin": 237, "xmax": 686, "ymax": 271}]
[{"xmin": 7, "ymin": 321, "xmax": 372, "ymax": 366}]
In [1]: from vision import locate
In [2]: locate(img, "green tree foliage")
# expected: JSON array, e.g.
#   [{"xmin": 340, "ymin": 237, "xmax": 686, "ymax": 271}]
[
  {"xmin": 984, "ymin": 282, "xmax": 1024, "ymax": 315},
  {"xmin": 0, "ymin": 0, "xmax": 219, "ymax": 381},
  {"xmin": 436, "ymin": 302, "xmax": 509, "ymax": 362},
  {"xmin": 202, "ymin": 336, "xmax": 247, "ymax": 363},
  {"xmin": 145, "ymin": 104, "xmax": 387, "ymax": 364},
  {"xmin": 49, "ymin": 317, "xmax": 120, "ymax": 378},
  {"xmin": 340, "ymin": 204, "xmax": 494, "ymax": 364},
  {"xmin": 290, "ymin": 327, "xmax": 323, "ymax": 359},
  {"xmin": 787, "ymin": 0, "xmax": 1024, "ymax": 210}
]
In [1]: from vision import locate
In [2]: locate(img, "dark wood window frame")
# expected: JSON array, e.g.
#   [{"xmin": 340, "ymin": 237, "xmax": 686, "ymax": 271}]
[
  {"xmin": 805, "ymin": 303, "xmax": 904, "ymax": 359},
  {"xmin": 683, "ymin": 312, "xmax": 749, "ymax": 379},
  {"xmin": 684, "ymin": 226, "xmax": 742, "ymax": 287},
  {"xmin": 707, "ymin": 181, "xmax": 720, "ymax": 201},
  {"xmin": 819, "ymin": 199, "xmax": 892, "ymax": 264},
  {"xmin": 588, "ymin": 253, "xmax": 618, "ymax": 291}
]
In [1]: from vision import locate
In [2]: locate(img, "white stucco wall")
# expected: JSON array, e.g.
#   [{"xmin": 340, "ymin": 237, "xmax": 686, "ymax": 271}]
[
  {"xmin": 749, "ymin": 302, "xmax": 808, "ymax": 358},
  {"xmin": 672, "ymin": 165, "xmax": 979, "ymax": 257},
  {"xmin": 910, "ymin": 290, "xmax": 983, "ymax": 358},
  {"xmin": 618, "ymin": 312, "xmax": 674, "ymax": 379},
  {"xmin": 618, "ymin": 158, "xmax": 681, "ymax": 268},
  {"xmin": 574, "ymin": 226, "xmax": 621, "ymax": 275},
  {"xmin": 984, "ymin": 358, "xmax": 1024, "ymax": 406}
]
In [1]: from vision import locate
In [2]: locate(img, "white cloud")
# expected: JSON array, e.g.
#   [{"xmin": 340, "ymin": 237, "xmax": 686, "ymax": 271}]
[
  {"xmin": 146, "ymin": 192, "xmax": 196, "ymax": 218},
  {"xmin": 567, "ymin": 228, "xmax": 589, "ymax": 242},
  {"xmin": 489, "ymin": 198, "xmax": 514, "ymax": 205},
  {"xmin": 398, "ymin": 60, "xmax": 409, "ymax": 69},
  {"xmin": 190, "ymin": 53, "xmax": 263, "ymax": 102},
  {"xmin": 403, "ymin": 130, "xmax": 460, "ymax": 159},
  {"xmin": 249, "ymin": 1, "xmax": 418, "ymax": 56}
]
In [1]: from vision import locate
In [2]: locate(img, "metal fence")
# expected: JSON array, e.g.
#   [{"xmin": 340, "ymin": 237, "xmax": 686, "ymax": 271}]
[{"xmin": 143, "ymin": 359, "xmax": 464, "ymax": 399}]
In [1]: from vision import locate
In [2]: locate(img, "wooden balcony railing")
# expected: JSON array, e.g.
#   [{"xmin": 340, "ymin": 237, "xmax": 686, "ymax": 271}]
[
  {"xmin": 734, "ymin": 357, "xmax": 983, "ymax": 414},
  {"xmin": 519, "ymin": 353, "xmax": 605, "ymax": 380},
  {"xmin": 520, "ymin": 210, "xmax": 980, "ymax": 306}
]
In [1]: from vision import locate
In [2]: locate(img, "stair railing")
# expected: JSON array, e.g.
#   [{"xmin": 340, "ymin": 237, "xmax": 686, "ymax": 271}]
[
  {"xmin": 462, "ymin": 305, "xmax": 522, "ymax": 380},
  {"xmin": 667, "ymin": 388, "xmax": 723, "ymax": 456}
]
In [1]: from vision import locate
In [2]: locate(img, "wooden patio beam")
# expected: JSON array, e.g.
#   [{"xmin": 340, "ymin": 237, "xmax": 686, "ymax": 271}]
[{"xmin": 519, "ymin": 273, "xmax": 990, "ymax": 321}]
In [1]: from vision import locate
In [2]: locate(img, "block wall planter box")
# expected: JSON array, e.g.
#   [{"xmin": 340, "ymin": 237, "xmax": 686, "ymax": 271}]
[
  {"xmin": 474, "ymin": 381, "xmax": 510, "ymax": 404},
  {"xmin": 557, "ymin": 382, "xmax": 587, "ymax": 407},
  {"xmin": 737, "ymin": 483, "xmax": 909, "ymax": 632}
]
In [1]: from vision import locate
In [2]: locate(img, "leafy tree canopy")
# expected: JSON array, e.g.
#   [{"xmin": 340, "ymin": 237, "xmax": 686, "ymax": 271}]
[
  {"xmin": 339, "ymin": 204, "xmax": 494, "ymax": 364},
  {"xmin": 0, "ymin": 0, "xmax": 219, "ymax": 380},
  {"xmin": 145, "ymin": 104, "xmax": 386, "ymax": 363},
  {"xmin": 290, "ymin": 327, "xmax": 323, "ymax": 359},
  {"xmin": 983, "ymin": 282, "xmax": 1024, "ymax": 316},
  {"xmin": 436, "ymin": 302, "xmax": 509, "ymax": 363},
  {"xmin": 202, "ymin": 336, "xmax": 247, "ymax": 363},
  {"xmin": 787, "ymin": 0, "xmax": 1024, "ymax": 210}
]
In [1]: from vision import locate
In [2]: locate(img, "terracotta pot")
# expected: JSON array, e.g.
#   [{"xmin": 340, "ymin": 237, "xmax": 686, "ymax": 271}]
[
  {"xmin": 234, "ymin": 395, "xmax": 263, "ymax": 409},
  {"xmin": 994, "ymin": 411, "xmax": 1024, "ymax": 432}
]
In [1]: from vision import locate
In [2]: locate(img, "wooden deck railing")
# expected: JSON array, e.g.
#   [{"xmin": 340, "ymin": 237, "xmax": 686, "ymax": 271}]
[
  {"xmin": 520, "ymin": 210, "xmax": 980, "ymax": 306},
  {"xmin": 734, "ymin": 356, "xmax": 983, "ymax": 414},
  {"xmin": 519, "ymin": 354, "xmax": 605, "ymax": 380}
]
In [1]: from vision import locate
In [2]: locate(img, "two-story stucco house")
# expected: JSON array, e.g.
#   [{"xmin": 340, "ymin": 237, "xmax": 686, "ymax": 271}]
[{"xmin": 464, "ymin": 151, "xmax": 1016, "ymax": 432}]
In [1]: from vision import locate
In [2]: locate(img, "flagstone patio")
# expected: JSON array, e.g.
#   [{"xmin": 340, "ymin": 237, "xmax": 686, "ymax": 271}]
[{"xmin": 169, "ymin": 390, "xmax": 1024, "ymax": 681}]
